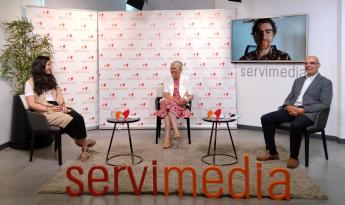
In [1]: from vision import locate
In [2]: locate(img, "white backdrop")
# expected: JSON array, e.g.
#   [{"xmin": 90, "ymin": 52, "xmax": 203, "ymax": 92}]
[
  {"xmin": 26, "ymin": 7, "xmax": 99, "ymax": 128},
  {"xmin": 98, "ymin": 9, "xmax": 237, "ymax": 128},
  {"xmin": 26, "ymin": 7, "xmax": 237, "ymax": 129}
]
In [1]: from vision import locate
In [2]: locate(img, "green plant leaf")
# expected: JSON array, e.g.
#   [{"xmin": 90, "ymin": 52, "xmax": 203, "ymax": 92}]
[{"xmin": 0, "ymin": 17, "xmax": 54, "ymax": 95}]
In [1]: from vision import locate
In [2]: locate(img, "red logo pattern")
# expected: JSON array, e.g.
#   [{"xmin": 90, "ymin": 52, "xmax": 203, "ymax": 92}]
[
  {"xmin": 28, "ymin": 7, "xmax": 99, "ymax": 127},
  {"xmin": 27, "ymin": 8, "xmax": 236, "ymax": 129}
]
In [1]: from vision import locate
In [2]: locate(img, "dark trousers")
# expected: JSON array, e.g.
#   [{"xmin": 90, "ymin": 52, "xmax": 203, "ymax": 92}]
[
  {"xmin": 47, "ymin": 101, "xmax": 87, "ymax": 140},
  {"xmin": 261, "ymin": 109, "xmax": 313, "ymax": 159},
  {"xmin": 63, "ymin": 108, "xmax": 87, "ymax": 140}
]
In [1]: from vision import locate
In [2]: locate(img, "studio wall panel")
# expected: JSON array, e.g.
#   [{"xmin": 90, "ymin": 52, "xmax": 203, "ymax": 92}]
[
  {"xmin": 98, "ymin": 9, "xmax": 237, "ymax": 128},
  {"xmin": 26, "ymin": 7, "xmax": 99, "ymax": 128}
]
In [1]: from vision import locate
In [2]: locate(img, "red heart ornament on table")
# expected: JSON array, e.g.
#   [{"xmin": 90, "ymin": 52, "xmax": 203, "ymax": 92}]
[
  {"xmin": 122, "ymin": 109, "xmax": 130, "ymax": 119},
  {"xmin": 214, "ymin": 109, "xmax": 222, "ymax": 119}
]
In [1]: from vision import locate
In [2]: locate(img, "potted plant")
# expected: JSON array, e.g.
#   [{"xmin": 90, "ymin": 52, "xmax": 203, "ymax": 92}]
[{"xmin": 0, "ymin": 17, "xmax": 53, "ymax": 149}]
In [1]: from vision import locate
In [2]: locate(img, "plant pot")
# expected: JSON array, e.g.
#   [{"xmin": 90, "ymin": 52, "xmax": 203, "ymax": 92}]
[{"xmin": 9, "ymin": 95, "xmax": 54, "ymax": 150}]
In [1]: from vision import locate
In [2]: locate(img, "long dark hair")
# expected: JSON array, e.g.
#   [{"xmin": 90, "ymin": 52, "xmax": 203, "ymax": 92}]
[{"xmin": 32, "ymin": 56, "xmax": 57, "ymax": 95}]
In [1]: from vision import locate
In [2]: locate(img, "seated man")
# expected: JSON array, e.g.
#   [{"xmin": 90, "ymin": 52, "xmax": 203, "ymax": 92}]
[{"xmin": 257, "ymin": 56, "xmax": 332, "ymax": 168}]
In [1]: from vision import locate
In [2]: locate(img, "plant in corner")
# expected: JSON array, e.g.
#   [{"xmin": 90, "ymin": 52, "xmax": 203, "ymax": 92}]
[
  {"xmin": 0, "ymin": 17, "xmax": 53, "ymax": 149},
  {"xmin": 0, "ymin": 17, "xmax": 53, "ymax": 95}
]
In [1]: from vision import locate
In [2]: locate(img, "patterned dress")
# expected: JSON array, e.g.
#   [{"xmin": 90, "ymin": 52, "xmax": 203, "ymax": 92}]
[{"xmin": 156, "ymin": 79, "xmax": 191, "ymax": 118}]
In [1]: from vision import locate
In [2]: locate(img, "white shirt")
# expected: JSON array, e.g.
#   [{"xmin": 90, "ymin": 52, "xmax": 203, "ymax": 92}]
[
  {"xmin": 294, "ymin": 73, "xmax": 318, "ymax": 106},
  {"xmin": 24, "ymin": 81, "xmax": 55, "ymax": 101},
  {"xmin": 163, "ymin": 75, "xmax": 193, "ymax": 99}
]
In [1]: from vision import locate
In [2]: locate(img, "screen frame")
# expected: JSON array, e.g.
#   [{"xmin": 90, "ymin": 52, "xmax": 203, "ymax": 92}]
[{"xmin": 231, "ymin": 14, "xmax": 308, "ymax": 63}]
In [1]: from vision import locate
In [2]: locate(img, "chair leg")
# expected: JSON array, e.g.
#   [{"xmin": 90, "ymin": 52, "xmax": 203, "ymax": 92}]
[
  {"xmin": 321, "ymin": 129, "xmax": 328, "ymax": 160},
  {"xmin": 158, "ymin": 118, "xmax": 161, "ymax": 139},
  {"xmin": 29, "ymin": 133, "xmax": 35, "ymax": 162},
  {"xmin": 186, "ymin": 118, "xmax": 191, "ymax": 144},
  {"xmin": 305, "ymin": 132, "xmax": 309, "ymax": 167},
  {"xmin": 155, "ymin": 117, "xmax": 158, "ymax": 144},
  {"xmin": 156, "ymin": 117, "xmax": 161, "ymax": 144},
  {"xmin": 56, "ymin": 133, "xmax": 62, "ymax": 166},
  {"xmin": 54, "ymin": 134, "xmax": 58, "ymax": 152}
]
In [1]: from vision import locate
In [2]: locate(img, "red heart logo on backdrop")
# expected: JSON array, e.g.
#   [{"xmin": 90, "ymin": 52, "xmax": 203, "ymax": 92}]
[
  {"xmin": 214, "ymin": 109, "xmax": 222, "ymax": 118},
  {"xmin": 123, "ymin": 109, "xmax": 130, "ymax": 119}
]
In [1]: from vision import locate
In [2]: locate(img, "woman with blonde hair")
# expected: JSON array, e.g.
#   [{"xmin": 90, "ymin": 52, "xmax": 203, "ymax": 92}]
[{"xmin": 156, "ymin": 61, "xmax": 193, "ymax": 149}]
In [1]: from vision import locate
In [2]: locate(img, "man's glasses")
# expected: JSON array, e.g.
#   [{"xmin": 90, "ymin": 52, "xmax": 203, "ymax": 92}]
[
  {"xmin": 304, "ymin": 62, "xmax": 318, "ymax": 65},
  {"xmin": 255, "ymin": 29, "xmax": 274, "ymax": 36}
]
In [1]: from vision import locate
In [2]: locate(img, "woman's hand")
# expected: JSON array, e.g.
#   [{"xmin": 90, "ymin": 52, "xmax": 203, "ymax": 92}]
[
  {"xmin": 177, "ymin": 98, "xmax": 188, "ymax": 105},
  {"xmin": 47, "ymin": 106, "xmax": 61, "ymax": 112},
  {"xmin": 47, "ymin": 106, "xmax": 69, "ymax": 113},
  {"xmin": 60, "ymin": 106, "xmax": 70, "ymax": 113},
  {"xmin": 48, "ymin": 106, "xmax": 62, "ymax": 112}
]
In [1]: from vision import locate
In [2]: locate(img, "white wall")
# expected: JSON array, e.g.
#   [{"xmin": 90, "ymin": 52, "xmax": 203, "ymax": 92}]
[
  {"xmin": 215, "ymin": 0, "xmax": 340, "ymax": 138},
  {"xmin": 143, "ymin": 0, "xmax": 214, "ymax": 10},
  {"xmin": 0, "ymin": 0, "xmax": 43, "ymax": 145},
  {"xmin": 340, "ymin": 0, "xmax": 345, "ymax": 140},
  {"xmin": 45, "ymin": 0, "xmax": 125, "ymax": 11},
  {"xmin": 0, "ymin": 79, "xmax": 12, "ymax": 146}
]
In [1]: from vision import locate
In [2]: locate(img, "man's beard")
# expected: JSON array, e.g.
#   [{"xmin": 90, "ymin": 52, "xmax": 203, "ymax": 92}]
[{"xmin": 257, "ymin": 40, "xmax": 270, "ymax": 50}]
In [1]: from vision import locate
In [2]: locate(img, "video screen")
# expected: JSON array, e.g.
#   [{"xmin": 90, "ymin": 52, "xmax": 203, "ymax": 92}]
[{"xmin": 231, "ymin": 15, "xmax": 307, "ymax": 63}]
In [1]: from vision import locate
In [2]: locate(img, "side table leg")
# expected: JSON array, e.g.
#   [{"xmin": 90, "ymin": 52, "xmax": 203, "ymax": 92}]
[
  {"xmin": 227, "ymin": 122, "xmax": 238, "ymax": 160},
  {"xmin": 207, "ymin": 122, "xmax": 215, "ymax": 155},
  {"xmin": 127, "ymin": 123, "xmax": 135, "ymax": 164},
  {"xmin": 106, "ymin": 123, "xmax": 117, "ymax": 161},
  {"xmin": 213, "ymin": 122, "xmax": 218, "ymax": 164}
]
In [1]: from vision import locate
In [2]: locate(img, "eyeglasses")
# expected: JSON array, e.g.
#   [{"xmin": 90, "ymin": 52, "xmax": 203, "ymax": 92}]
[
  {"xmin": 303, "ymin": 62, "xmax": 318, "ymax": 65},
  {"xmin": 255, "ymin": 29, "xmax": 274, "ymax": 36}
]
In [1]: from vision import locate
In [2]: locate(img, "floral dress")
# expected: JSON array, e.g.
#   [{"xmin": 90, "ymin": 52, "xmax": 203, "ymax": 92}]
[{"xmin": 155, "ymin": 79, "xmax": 191, "ymax": 118}]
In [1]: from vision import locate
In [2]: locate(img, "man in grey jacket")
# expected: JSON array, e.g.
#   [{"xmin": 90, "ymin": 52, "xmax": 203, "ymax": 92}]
[{"xmin": 257, "ymin": 56, "xmax": 333, "ymax": 168}]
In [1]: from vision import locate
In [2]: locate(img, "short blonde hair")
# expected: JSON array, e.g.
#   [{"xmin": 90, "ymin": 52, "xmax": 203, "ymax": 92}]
[{"xmin": 171, "ymin": 61, "xmax": 183, "ymax": 71}]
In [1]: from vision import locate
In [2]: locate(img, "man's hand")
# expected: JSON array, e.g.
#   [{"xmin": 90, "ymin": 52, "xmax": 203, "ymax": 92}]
[
  {"xmin": 285, "ymin": 105, "xmax": 304, "ymax": 116},
  {"xmin": 295, "ymin": 107, "xmax": 305, "ymax": 116}
]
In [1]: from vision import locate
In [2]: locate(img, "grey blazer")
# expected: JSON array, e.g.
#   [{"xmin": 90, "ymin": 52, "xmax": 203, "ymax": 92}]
[{"xmin": 283, "ymin": 73, "xmax": 333, "ymax": 122}]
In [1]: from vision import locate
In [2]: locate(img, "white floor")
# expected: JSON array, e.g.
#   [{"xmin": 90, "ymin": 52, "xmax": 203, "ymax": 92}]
[{"xmin": 0, "ymin": 129, "xmax": 344, "ymax": 205}]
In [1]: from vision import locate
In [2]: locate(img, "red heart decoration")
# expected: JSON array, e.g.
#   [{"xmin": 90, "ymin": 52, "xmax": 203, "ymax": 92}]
[
  {"xmin": 122, "ymin": 109, "xmax": 130, "ymax": 119},
  {"xmin": 214, "ymin": 109, "xmax": 222, "ymax": 118}
]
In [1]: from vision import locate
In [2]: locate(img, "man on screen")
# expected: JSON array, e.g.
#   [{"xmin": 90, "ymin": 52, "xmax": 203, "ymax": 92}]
[
  {"xmin": 257, "ymin": 56, "xmax": 332, "ymax": 168},
  {"xmin": 240, "ymin": 18, "xmax": 291, "ymax": 60}
]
